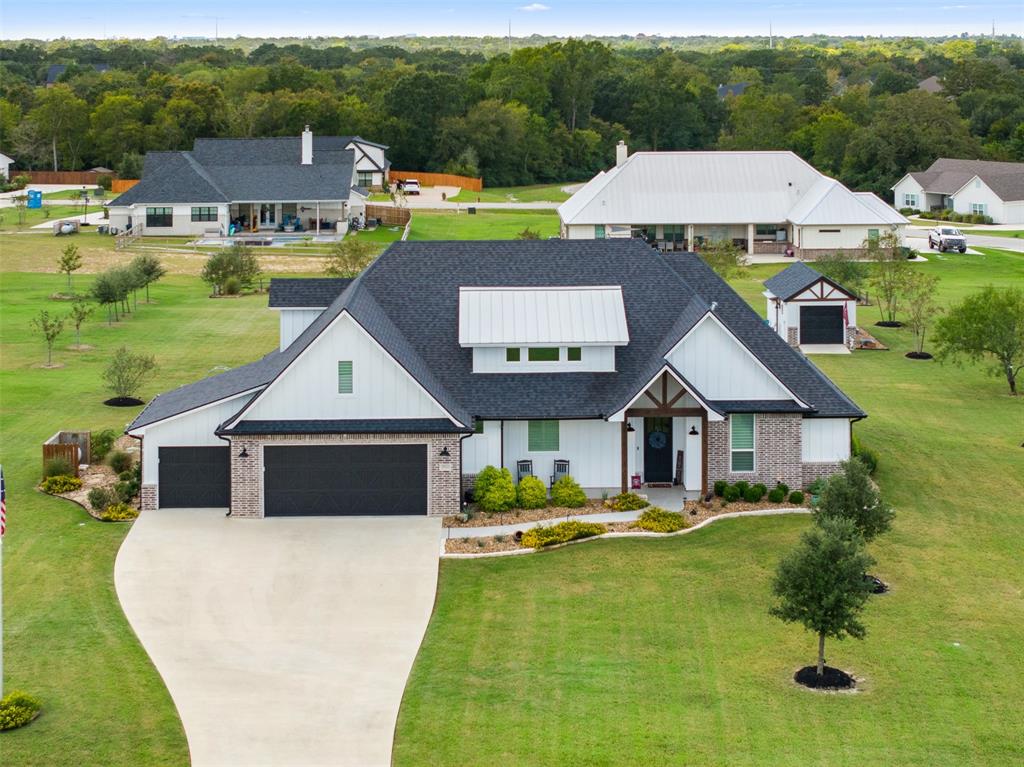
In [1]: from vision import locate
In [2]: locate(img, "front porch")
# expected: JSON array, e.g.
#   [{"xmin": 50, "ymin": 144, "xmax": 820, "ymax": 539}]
[{"xmin": 618, "ymin": 223, "xmax": 794, "ymax": 256}]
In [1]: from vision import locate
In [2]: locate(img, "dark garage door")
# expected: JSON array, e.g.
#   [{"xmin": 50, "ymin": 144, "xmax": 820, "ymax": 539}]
[
  {"xmin": 159, "ymin": 446, "xmax": 230, "ymax": 508},
  {"xmin": 263, "ymin": 444, "xmax": 427, "ymax": 516},
  {"xmin": 800, "ymin": 305, "xmax": 844, "ymax": 344}
]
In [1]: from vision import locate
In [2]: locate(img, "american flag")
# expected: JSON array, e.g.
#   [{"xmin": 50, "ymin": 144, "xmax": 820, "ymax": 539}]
[{"xmin": 1, "ymin": 464, "xmax": 6, "ymax": 538}]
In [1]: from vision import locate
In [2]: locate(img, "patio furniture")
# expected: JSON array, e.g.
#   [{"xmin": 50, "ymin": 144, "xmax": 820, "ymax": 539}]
[
  {"xmin": 516, "ymin": 460, "xmax": 534, "ymax": 484},
  {"xmin": 550, "ymin": 459, "xmax": 570, "ymax": 486}
]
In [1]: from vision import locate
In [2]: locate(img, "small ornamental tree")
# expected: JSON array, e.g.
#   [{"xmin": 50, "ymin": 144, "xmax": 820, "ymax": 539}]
[
  {"xmin": 933, "ymin": 286, "xmax": 1024, "ymax": 395},
  {"xmin": 324, "ymin": 237, "xmax": 377, "ymax": 277},
  {"xmin": 102, "ymin": 346, "xmax": 157, "ymax": 400},
  {"xmin": 68, "ymin": 299, "xmax": 94, "ymax": 348},
  {"xmin": 770, "ymin": 517, "xmax": 875, "ymax": 679},
  {"xmin": 30, "ymin": 309, "xmax": 65, "ymax": 366},
  {"xmin": 867, "ymin": 231, "xmax": 911, "ymax": 324},
  {"xmin": 57, "ymin": 243, "xmax": 83, "ymax": 290},
  {"xmin": 902, "ymin": 270, "xmax": 941, "ymax": 356},
  {"xmin": 202, "ymin": 243, "xmax": 262, "ymax": 294},
  {"xmin": 129, "ymin": 253, "xmax": 166, "ymax": 302},
  {"xmin": 813, "ymin": 457, "xmax": 894, "ymax": 543},
  {"xmin": 700, "ymin": 239, "xmax": 747, "ymax": 281},
  {"xmin": 91, "ymin": 270, "xmax": 121, "ymax": 323}
]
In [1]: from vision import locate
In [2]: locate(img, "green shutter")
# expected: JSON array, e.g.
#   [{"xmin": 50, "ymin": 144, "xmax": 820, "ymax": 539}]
[
  {"xmin": 337, "ymin": 360, "xmax": 353, "ymax": 394},
  {"xmin": 730, "ymin": 414, "xmax": 754, "ymax": 471},
  {"xmin": 528, "ymin": 420, "xmax": 560, "ymax": 452}
]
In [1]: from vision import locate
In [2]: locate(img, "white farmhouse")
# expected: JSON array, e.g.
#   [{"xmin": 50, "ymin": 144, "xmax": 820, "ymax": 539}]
[
  {"xmin": 0, "ymin": 151, "xmax": 14, "ymax": 180},
  {"xmin": 892, "ymin": 158, "xmax": 1024, "ymax": 224},
  {"xmin": 559, "ymin": 144, "xmax": 907, "ymax": 257}
]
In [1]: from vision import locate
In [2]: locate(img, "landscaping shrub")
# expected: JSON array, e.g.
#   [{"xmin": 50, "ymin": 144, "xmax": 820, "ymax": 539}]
[
  {"xmin": 520, "ymin": 520, "xmax": 606, "ymax": 549},
  {"xmin": 788, "ymin": 491, "xmax": 805, "ymax": 505},
  {"xmin": 606, "ymin": 491, "xmax": 649, "ymax": 511},
  {"xmin": 776, "ymin": 482, "xmax": 790, "ymax": 496},
  {"xmin": 743, "ymin": 485, "xmax": 764, "ymax": 503},
  {"xmin": 550, "ymin": 475, "xmax": 587, "ymax": 508},
  {"xmin": 516, "ymin": 475, "xmax": 548, "ymax": 509},
  {"xmin": 472, "ymin": 465, "xmax": 501, "ymax": 502},
  {"xmin": 635, "ymin": 507, "xmax": 689, "ymax": 533},
  {"xmin": 767, "ymin": 488, "xmax": 786, "ymax": 503},
  {"xmin": 100, "ymin": 503, "xmax": 139, "ymax": 522},
  {"xmin": 222, "ymin": 276, "xmax": 242, "ymax": 295},
  {"xmin": 91, "ymin": 428, "xmax": 117, "ymax": 460},
  {"xmin": 88, "ymin": 487, "xmax": 115, "ymax": 511},
  {"xmin": 723, "ymin": 485, "xmax": 741, "ymax": 502},
  {"xmin": 40, "ymin": 475, "xmax": 82, "ymax": 494},
  {"xmin": 478, "ymin": 468, "xmax": 516, "ymax": 513},
  {"xmin": 0, "ymin": 690, "xmax": 42, "ymax": 731},
  {"xmin": 115, "ymin": 478, "xmax": 140, "ymax": 504},
  {"xmin": 806, "ymin": 478, "xmax": 827, "ymax": 496},
  {"xmin": 851, "ymin": 436, "xmax": 879, "ymax": 475},
  {"xmin": 108, "ymin": 450, "xmax": 132, "ymax": 473},
  {"xmin": 118, "ymin": 470, "xmax": 133, "ymax": 481},
  {"xmin": 713, "ymin": 480, "xmax": 728, "ymax": 497},
  {"xmin": 752, "ymin": 483, "xmax": 768, "ymax": 498},
  {"xmin": 42, "ymin": 457, "xmax": 73, "ymax": 478},
  {"xmin": 734, "ymin": 480, "xmax": 750, "ymax": 496}
]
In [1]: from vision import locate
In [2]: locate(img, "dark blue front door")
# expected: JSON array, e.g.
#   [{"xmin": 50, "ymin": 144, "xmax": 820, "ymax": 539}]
[{"xmin": 643, "ymin": 417, "xmax": 673, "ymax": 483}]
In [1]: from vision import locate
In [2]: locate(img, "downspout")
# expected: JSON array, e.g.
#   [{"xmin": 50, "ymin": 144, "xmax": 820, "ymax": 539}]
[
  {"xmin": 458, "ymin": 429, "xmax": 474, "ymax": 507},
  {"xmin": 216, "ymin": 432, "xmax": 232, "ymax": 516}
]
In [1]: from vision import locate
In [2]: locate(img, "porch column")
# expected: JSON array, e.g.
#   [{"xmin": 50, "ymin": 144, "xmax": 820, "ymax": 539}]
[
  {"xmin": 700, "ymin": 411, "xmax": 709, "ymax": 499},
  {"xmin": 747, "ymin": 223, "xmax": 755, "ymax": 255},
  {"xmin": 686, "ymin": 224, "xmax": 694, "ymax": 250},
  {"xmin": 316, "ymin": 201, "xmax": 320, "ymax": 235},
  {"xmin": 620, "ymin": 420, "xmax": 629, "ymax": 493}
]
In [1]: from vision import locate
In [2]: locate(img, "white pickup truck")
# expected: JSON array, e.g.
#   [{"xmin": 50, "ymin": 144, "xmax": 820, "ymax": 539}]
[{"xmin": 927, "ymin": 226, "xmax": 967, "ymax": 253}]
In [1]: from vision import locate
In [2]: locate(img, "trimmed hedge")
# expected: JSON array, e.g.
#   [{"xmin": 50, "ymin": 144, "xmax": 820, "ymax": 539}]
[
  {"xmin": 520, "ymin": 520, "xmax": 607, "ymax": 549},
  {"xmin": 100, "ymin": 503, "xmax": 139, "ymax": 521},
  {"xmin": 713, "ymin": 480, "xmax": 728, "ymax": 497},
  {"xmin": 516, "ymin": 475, "xmax": 548, "ymax": 509},
  {"xmin": 788, "ymin": 491, "xmax": 805, "ymax": 505},
  {"xmin": 472, "ymin": 465, "xmax": 502, "ymax": 502},
  {"xmin": 478, "ymin": 468, "xmax": 516, "ymax": 513},
  {"xmin": 634, "ymin": 507, "xmax": 689, "ymax": 533},
  {"xmin": 551, "ymin": 475, "xmax": 587, "ymax": 508},
  {"xmin": 40, "ymin": 475, "xmax": 82, "ymax": 494},
  {"xmin": 767, "ymin": 488, "xmax": 786, "ymax": 503},
  {"xmin": 0, "ymin": 690, "xmax": 41, "ymax": 731},
  {"xmin": 722, "ymin": 485, "xmax": 741, "ymax": 502},
  {"xmin": 776, "ymin": 482, "xmax": 790, "ymax": 495},
  {"xmin": 606, "ymin": 491, "xmax": 649, "ymax": 511}
]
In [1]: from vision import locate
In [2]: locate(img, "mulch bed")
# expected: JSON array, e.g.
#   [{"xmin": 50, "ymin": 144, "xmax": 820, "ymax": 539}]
[
  {"xmin": 47, "ymin": 435, "xmax": 141, "ymax": 521},
  {"xmin": 103, "ymin": 396, "xmax": 144, "ymax": 407},
  {"xmin": 794, "ymin": 665, "xmax": 856, "ymax": 690},
  {"xmin": 875, "ymin": 320, "xmax": 903, "ymax": 328},
  {"xmin": 443, "ymin": 499, "xmax": 606, "ymax": 528},
  {"xmin": 852, "ymin": 327, "xmax": 888, "ymax": 351},
  {"xmin": 905, "ymin": 351, "xmax": 933, "ymax": 360}
]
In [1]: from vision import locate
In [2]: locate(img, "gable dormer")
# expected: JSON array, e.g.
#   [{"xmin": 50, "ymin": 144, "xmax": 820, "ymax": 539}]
[{"xmin": 458, "ymin": 286, "xmax": 629, "ymax": 373}]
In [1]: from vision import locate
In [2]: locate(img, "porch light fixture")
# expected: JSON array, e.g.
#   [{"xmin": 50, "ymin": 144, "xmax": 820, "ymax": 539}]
[
  {"xmin": 626, "ymin": 423, "xmax": 636, "ymax": 433},
  {"xmin": 689, "ymin": 426, "xmax": 699, "ymax": 436},
  {"xmin": 239, "ymin": 447, "xmax": 249, "ymax": 458},
  {"xmin": 439, "ymin": 447, "xmax": 451, "ymax": 458}
]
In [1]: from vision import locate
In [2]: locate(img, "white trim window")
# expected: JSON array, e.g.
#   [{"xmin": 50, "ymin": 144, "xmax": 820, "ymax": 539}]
[
  {"xmin": 971, "ymin": 203, "xmax": 987, "ymax": 216},
  {"xmin": 902, "ymin": 193, "xmax": 918, "ymax": 208},
  {"xmin": 730, "ymin": 413, "xmax": 755, "ymax": 472}
]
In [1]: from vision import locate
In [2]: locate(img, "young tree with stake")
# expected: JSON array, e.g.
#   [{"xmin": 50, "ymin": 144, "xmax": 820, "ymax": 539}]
[
  {"xmin": 57, "ymin": 243, "xmax": 83, "ymax": 291},
  {"xmin": 867, "ymin": 231, "xmax": 910, "ymax": 325},
  {"xmin": 902, "ymin": 270, "xmax": 941, "ymax": 357},
  {"xmin": 129, "ymin": 254, "xmax": 166, "ymax": 303},
  {"xmin": 30, "ymin": 310, "xmax": 65, "ymax": 367},
  {"xmin": 68, "ymin": 300, "xmax": 94, "ymax": 349},
  {"xmin": 102, "ymin": 347, "xmax": 157, "ymax": 401}
]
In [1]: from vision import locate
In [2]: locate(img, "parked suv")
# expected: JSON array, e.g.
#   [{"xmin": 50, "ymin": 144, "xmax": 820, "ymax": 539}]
[
  {"xmin": 400, "ymin": 179, "xmax": 421, "ymax": 195},
  {"xmin": 928, "ymin": 226, "xmax": 967, "ymax": 253}
]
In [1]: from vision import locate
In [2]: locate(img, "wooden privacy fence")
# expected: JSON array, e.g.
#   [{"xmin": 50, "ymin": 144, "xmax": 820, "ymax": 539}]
[
  {"xmin": 24, "ymin": 170, "xmax": 114, "ymax": 185},
  {"xmin": 43, "ymin": 430, "xmax": 91, "ymax": 477},
  {"xmin": 111, "ymin": 178, "xmax": 139, "ymax": 193},
  {"xmin": 390, "ymin": 170, "xmax": 483, "ymax": 192},
  {"xmin": 365, "ymin": 204, "xmax": 411, "ymax": 227}
]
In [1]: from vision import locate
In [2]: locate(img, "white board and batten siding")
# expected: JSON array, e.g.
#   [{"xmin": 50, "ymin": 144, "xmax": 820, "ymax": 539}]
[
  {"xmin": 277, "ymin": 309, "xmax": 323, "ymax": 350},
  {"xmin": 461, "ymin": 421, "xmax": 503, "ymax": 474},
  {"xmin": 801, "ymin": 418, "xmax": 851, "ymax": 462},
  {"xmin": 137, "ymin": 393, "xmax": 253, "ymax": 484},
  {"xmin": 472, "ymin": 345, "xmax": 616, "ymax": 373},
  {"xmin": 666, "ymin": 316, "xmax": 792, "ymax": 400},
  {"xmin": 245, "ymin": 313, "xmax": 449, "ymax": 421},
  {"xmin": 502, "ymin": 419, "xmax": 621, "ymax": 488}
]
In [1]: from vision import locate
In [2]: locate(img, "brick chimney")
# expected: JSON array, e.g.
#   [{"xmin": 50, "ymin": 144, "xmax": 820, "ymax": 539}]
[
  {"xmin": 615, "ymin": 140, "xmax": 628, "ymax": 167},
  {"xmin": 301, "ymin": 125, "xmax": 313, "ymax": 165}
]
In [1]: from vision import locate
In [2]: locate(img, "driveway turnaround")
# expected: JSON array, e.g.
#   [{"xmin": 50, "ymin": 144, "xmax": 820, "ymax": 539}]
[{"xmin": 115, "ymin": 509, "xmax": 441, "ymax": 767}]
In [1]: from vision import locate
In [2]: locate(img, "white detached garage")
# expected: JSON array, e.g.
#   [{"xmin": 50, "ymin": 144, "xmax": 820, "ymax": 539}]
[{"xmin": 763, "ymin": 262, "xmax": 858, "ymax": 349}]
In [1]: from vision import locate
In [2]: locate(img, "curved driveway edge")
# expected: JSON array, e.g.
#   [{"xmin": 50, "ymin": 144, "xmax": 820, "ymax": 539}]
[{"xmin": 115, "ymin": 509, "xmax": 441, "ymax": 767}]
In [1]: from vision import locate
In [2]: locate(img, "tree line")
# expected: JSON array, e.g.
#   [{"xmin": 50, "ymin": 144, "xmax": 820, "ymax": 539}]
[{"xmin": 1, "ymin": 36, "xmax": 1021, "ymax": 193}]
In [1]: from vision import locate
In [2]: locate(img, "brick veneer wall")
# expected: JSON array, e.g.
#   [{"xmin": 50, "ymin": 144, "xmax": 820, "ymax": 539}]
[
  {"xmin": 707, "ymin": 414, "xmax": 804, "ymax": 490},
  {"xmin": 801, "ymin": 461, "xmax": 844, "ymax": 488},
  {"xmin": 845, "ymin": 325, "xmax": 857, "ymax": 349},
  {"xmin": 786, "ymin": 327, "xmax": 799, "ymax": 347},
  {"xmin": 229, "ymin": 432, "xmax": 462, "ymax": 518},
  {"xmin": 141, "ymin": 484, "xmax": 157, "ymax": 511}
]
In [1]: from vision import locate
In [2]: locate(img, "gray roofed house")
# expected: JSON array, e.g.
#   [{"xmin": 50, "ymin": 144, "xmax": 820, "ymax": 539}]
[
  {"xmin": 106, "ymin": 127, "xmax": 389, "ymax": 238},
  {"xmin": 127, "ymin": 240, "xmax": 866, "ymax": 519},
  {"xmin": 893, "ymin": 157, "xmax": 1024, "ymax": 224},
  {"xmin": 45, "ymin": 63, "xmax": 110, "ymax": 86}
]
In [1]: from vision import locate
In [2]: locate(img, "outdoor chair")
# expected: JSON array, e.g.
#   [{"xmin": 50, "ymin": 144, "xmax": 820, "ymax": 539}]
[
  {"xmin": 517, "ymin": 460, "xmax": 534, "ymax": 484},
  {"xmin": 550, "ymin": 459, "xmax": 570, "ymax": 486}
]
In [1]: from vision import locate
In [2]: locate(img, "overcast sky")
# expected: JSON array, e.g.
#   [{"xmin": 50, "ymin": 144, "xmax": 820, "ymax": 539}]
[{"xmin": 2, "ymin": 0, "xmax": 1021, "ymax": 40}]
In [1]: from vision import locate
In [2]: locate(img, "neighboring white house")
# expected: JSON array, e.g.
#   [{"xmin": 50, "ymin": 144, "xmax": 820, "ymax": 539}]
[
  {"xmin": 558, "ymin": 145, "xmax": 907, "ymax": 257},
  {"xmin": 106, "ymin": 127, "xmax": 381, "ymax": 237},
  {"xmin": 892, "ymin": 158, "xmax": 1024, "ymax": 224},
  {"xmin": 125, "ymin": 240, "xmax": 864, "ymax": 518},
  {"xmin": 763, "ymin": 261, "xmax": 858, "ymax": 349},
  {"xmin": 0, "ymin": 152, "xmax": 14, "ymax": 180}
]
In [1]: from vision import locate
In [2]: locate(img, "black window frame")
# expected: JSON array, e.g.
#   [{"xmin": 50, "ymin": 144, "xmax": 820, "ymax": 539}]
[
  {"xmin": 146, "ymin": 207, "xmax": 173, "ymax": 227},
  {"xmin": 356, "ymin": 170, "xmax": 374, "ymax": 187},
  {"xmin": 191, "ymin": 206, "xmax": 218, "ymax": 222}
]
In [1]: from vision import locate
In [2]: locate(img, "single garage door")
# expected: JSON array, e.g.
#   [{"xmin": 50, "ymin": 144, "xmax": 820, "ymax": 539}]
[
  {"xmin": 159, "ymin": 446, "xmax": 230, "ymax": 508},
  {"xmin": 263, "ymin": 444, "xmax": 427, "ymax": 516},
  {"xmin": 800, "ymin": 305, "xmax": 844, "ymax": 344}
]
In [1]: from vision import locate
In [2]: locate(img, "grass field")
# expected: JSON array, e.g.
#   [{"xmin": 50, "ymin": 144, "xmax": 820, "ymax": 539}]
[
  {"xmin": 448, "ymin": 183, "xmax": 572, "ymax": 203},
  {"xmin": 408, "ymin": 208, "xmax": 560, "ymax": 239},
  {"xmin": 0, "ymin": 204, "xmax": 92, "ymax": 231},
  {"xmin": 392, "ymin": 247, "xmax": 1024, "ymax": 767}
]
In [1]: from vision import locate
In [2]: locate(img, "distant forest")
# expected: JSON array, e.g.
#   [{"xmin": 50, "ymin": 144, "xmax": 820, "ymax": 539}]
[{"xmin": 1, "ymin": 35, "xmax": 1021, "ymax": 195}]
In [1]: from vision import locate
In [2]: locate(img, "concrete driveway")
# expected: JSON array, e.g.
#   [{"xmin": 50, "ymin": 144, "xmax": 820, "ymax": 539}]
[{"xmin": 115, "ymin": 509, "xmax": 441, "ymax": 767}]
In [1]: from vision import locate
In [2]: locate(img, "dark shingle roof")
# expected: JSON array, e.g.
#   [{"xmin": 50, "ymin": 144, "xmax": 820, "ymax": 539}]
[
  {"xmin": 764, "ymin": 261, "xmax": 855, "ymax": 301},
  {"xmin": 129, "ymin": 240, "xmax": 865, "ymax": 432},
  {"xmin": 222, "ymin": 419, "xmax": 468, "ymax": 435},
  {"xmin": 712, "ymin": 400, "xmax": 811, "ymax": 413},
  {"xmin": 46, "ymin": 63, "xmax": 110, "ymax": 84},
  {"xmin": 268, "ymin": 278, "xmax": 353, "ymax": 308},
  {"xmin": 908, "ymin": 158, "xmax": 1024, "ymax": 202}
]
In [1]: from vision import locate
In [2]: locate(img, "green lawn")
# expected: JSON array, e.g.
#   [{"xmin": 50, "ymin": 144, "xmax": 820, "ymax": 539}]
[
  {"xmin": 393, "ymin": 247, "xmax": 1024, "ymax": 766},
  {"xmin": 409, "ymin": 209, "xmax": 559, "ymax": 240},
  {"xmin": 449, "ymin": 183, "xmax": 572, "ymax": 203},
  {"xmin": 0, "ymin": 205, "xmax": 92, "ymax": 231},
  {"xmin": 962, "ymin": 229, "xmax": 1024, "ymax": 238}
]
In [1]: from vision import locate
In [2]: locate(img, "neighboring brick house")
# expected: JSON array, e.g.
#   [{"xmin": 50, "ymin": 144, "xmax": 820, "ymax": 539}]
[{"xmin": 126, "ymin": 240, "xmax": 864, "ymax": 518}]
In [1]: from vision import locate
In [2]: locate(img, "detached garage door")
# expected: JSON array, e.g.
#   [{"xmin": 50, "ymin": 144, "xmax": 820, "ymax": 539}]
[
  {"xmin": 263, "ymin": 444, "xmax": 427, "ymax": 516},
  {"xmin": 800, "ymin": 305, "xmax": 844, "ymax": 344},
  {"xmin": 159, "ymin": 446, "xmax": 230, "ymax": 508}
]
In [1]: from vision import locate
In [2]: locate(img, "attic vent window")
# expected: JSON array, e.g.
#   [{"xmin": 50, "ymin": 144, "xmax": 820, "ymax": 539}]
[{"xmin": 337, "ymin": 360, "xmax": 353, "ymax": 394}]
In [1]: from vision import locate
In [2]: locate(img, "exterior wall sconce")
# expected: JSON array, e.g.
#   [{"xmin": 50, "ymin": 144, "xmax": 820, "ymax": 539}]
[
  {"xmin": 439, "ymin": 447, "xmax": 451, "ymax": 458},
  {"xmin": 238, "ymin": 447, "xmax": 249, "ymax": 458},
  {"xmin": 626, "ymin": 423, "xmax": 636, "ymax": 433},
  {"xmin": 689, "ymin": 426, "xmax": 699, "ymax": 436}
]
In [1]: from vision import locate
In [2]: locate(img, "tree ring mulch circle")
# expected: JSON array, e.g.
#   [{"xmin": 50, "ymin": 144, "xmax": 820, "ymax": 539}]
[
  {"xmin": 794, "ymin": 665, "xmax": 856, "ymax": 691},
  {"xmin": 865, "ymin": 574, "xmax": 889, "ymax": 594},
  {"xmin": 905, "ymin": 351, "xmax": 933, "ymax": 360},
  {"xmin": 875, "ymin": 321, "xmax": 903, "ymax": 328},
  {"xmin": 104, "ymin": 397, "xmax": 145, "ymax": 407}
]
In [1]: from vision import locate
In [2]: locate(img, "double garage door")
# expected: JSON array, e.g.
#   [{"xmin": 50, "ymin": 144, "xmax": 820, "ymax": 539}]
[
  {"xmin": 157, "ymin": 444, "xmax": 427, "ymax": 515},
  {"xmin": 799, "ymin": 305, "xmax": 844, "ymax": 345}
]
